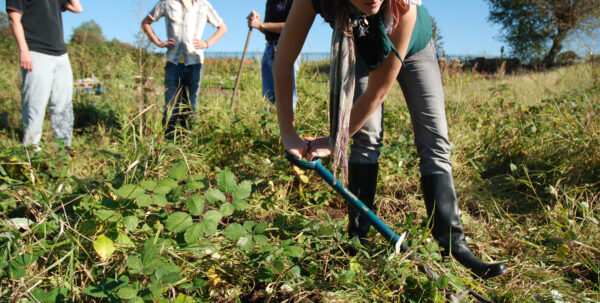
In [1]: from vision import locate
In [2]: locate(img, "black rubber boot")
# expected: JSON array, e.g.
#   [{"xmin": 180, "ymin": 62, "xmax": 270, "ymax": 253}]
[
  {"xmin": 421, "ymin": 173, "xmax": 508, "ymax": 279},
  {"xmin": 347, "ymin": 162, "xmax": 379, "ymax": 240}
]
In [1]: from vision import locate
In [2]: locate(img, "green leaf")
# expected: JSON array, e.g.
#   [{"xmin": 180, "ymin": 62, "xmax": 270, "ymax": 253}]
[
  {"xmin": 435, "ymin": 275, "xmax": 450, "ymax": 289},
  {"xmin": 152, "ymin": 194, "xmax": 168, "ymax": 207},
  {"xmin": 200, "ymin": 218, "xmax": 218, "ymax": 236},
  {"xmin": 174, "ymin": 294, "xmax": 195, "ymax": 303},
  {"xmin": 185, "ymin": 181, "xmax": 205, "ymax": 191},
  {"xmin": 136, "ymin": 194, "xmax": 153, "ymax": 207},
  {"xmin": 9, "ymin": 266, "xmax": 25, "ymax": 279},
  {"xmin": 115, "ymin": 233, "xmax": 135, "ymax": 248},
  {"xmin": 155, "ymin": 267, "xmax": 182, "ymax": 285},
  {"xmin": 203, "ymin": 210, "xmax": 222, "ymax": 224},
  {"xmin": 220, "ymin": 203, "xmax": 235, "ymax": 217},
  {"xmin": 337, "ymin": 269, "xmax": 355, "ymax": 282},
  {"xmin": 140, "ymin": 180, "xmax": 157, "ymax": 191},
  {"xmin": 93, "ymin": 234, "xmax": 116, "ymax": 261},
  {"xmin": 164, "ymin": 212, "xmax": 193, "ymax": 234},
  {"xmin": 253, "ymin": 234, "xmax": 269, "ymax": 245},
  {"xmin": 123, "ymin": 216, "xmax": 139, "ymax": 230},
  {"xmin": 127, "ymin": 256, "xmax": 143, "ymax": 272},
  {"xmin": 187, "ymin": 194, "xmax": 205, "ymax": 216},
  {"xmin": 11, "ymin": 253, "xmax": 37, "ymax": 268},
  {"xmin": 232, "ymin": 199, "xmax": 249, "ymax": 211},
  {"xmin": 83, "ymin": 285, "xmax": 108, "ymax": 298},
  {"xmin": 184, "ymin": 223, "xmax": 205, "ymax": 243},
  {"xmin": 96, "ymin": 209, "xmax": 119, "ymax": 221},
  {"xmin": 224, "ymin": 223, "xmax": 247, "ymax": 241},
  {"xmin": 217, "ymin": 170, "xmax": 237, "ymax": 193},
  {"xmin": 243, "ymin": 221, "xmax": 257, "ymax": 232},
  {"xmin": 257, "ymin": 267, "xmax": 276, "ymax": 282},
  {"xmin": 254, "ymin": 221, "xmax": 268, "ymax": 234},
  {"xmin": 284, "ymin": 245, "xmax": 304, "ymax": 258},
  {"xmin": 141, "ymin": 281, "xmax": 163, "ymax": 300},
  {"xmin": 117, "ymin": 287, "xmax": 138, "ymax": 300},
  {"xmin": 233, "ymin": 180, "xmax": 252, "ymax": 200},
  {"xmin": 142, "ymin": 239, "xmax": 159, "ymax": 265},
  {"xmin": 31, "ymin": 287, "xmax": 67, "ymax": 303},
  {"xmin": 237, "ymin": 236, "xmax": 255, "ymax": 251},
  {"xmin": 115, "ymin": 184, "xmax": 145, "ymax": 199},
  {"xmin": 155, "ymin": 178, "xmax": 178, "ymax": 194},
  {"xmin": 168, "ymin": 161, "xmax": 188, "ymax": 180},
  {"xmin": 205, "ymin": 188, "xmax": 226, "ymax": 204}
]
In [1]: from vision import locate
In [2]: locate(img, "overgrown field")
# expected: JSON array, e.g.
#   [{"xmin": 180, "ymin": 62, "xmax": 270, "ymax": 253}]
[{"xmin": 0, "ymin": 40, "xmax": 599, "ymax": 302}]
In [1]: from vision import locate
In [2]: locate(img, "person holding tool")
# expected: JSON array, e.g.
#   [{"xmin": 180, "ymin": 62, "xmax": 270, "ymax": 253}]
[
  {"xmin": 274, "ymin": 0, "xmax": 508, "ymax": 279},
  {"xmin": 247, "ymin": 0, "xmax": 300, "ymax": 111},
  {"xmin": 7, "ymin": 0, "xmax": 83, "ymax": 152},
  {"xmin": 142, "ymin": 0, "xmax": 227, "ymax": 139}
]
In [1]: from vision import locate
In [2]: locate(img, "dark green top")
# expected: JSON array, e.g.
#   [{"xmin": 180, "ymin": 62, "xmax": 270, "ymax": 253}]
[{"xmin": 311, "ymin": 0, "xmax": 433, "ymax": 70}]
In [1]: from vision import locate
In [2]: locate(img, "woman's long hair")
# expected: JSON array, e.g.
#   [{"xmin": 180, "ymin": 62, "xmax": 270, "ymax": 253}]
[{"xmin": 319, "ymin": 0, "xmax": 410, "ymax": 30}]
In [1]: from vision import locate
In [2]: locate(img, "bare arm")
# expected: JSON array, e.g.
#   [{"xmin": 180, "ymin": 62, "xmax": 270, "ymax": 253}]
[
  {"xmin": 259, "ymin": 22, "xmax": 285, "ymax": 34},
  {"xmin": 207, "ymin": 23, "xmax": 227, "ymax": 47},
  {"xmin": 247, "ymin": 11, "xmax": 285, "ymax": 34},
  {"xmin": 305, "ymin": 5, "xmax": 418, "ymax": 160},
  {"xmin": 193, "ymin": 22, "xmax": 227, "ymax": 50},
  {"xmin": 64, "ymin": 0, "xmax": 83, "ymax": 13},
  {"xmin": 141, "ymin": 16, "xmax": 174, "ymax": 49},
  {"xmin": 274, "ymin": 0, "xmax": 316, "ymax": 159},
  {"xmin": 348, "ymin": 4, "xmax": 417, "ymax": 136},
  {"xmin": 8, "ymin": 11, "xmax": 32, "ymax": 71}
]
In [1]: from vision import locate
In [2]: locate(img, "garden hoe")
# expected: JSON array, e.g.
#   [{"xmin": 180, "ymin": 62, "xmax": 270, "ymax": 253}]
[
  {"xmin": 231, "ymin": 28, "xmax": 253, "ymax": 111},
  {"xmin": 285, "ymin": 150, "xmax": 493, "ymax": 303}
]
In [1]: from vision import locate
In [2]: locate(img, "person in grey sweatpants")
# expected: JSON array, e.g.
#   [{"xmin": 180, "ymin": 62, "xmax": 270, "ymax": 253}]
[{"xmin": 7, "ymin": 0, "xmax": 83, "ymax": 150}]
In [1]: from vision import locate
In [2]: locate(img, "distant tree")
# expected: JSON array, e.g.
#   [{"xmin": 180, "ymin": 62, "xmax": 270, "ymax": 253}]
[
  {"xmin": 556, "ymin": 50, "xmax": 580, "ymax": 65},
  {"xmin": 71, "ymin": 20, "xmax": 106, "ymax": 44},
  {"xmin": 0, "ymin": 12, "xmax": 13, "ymax": 40},
  {"xmin": 431, "ymin": 16, "xmax": 445, "ymax": 58},
  {"xmin": 486, "ymin": 0, "xmax": 600, "ymax": 66}
]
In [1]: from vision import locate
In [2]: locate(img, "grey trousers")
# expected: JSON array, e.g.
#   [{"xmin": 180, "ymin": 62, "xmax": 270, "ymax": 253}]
[
  {"xmin": 350, "ymin": 40, "xmax": 452, "ymax": 176},
  {"xmin": 21, "ymin": 51, "xmax": 74, "ymax": 147}
]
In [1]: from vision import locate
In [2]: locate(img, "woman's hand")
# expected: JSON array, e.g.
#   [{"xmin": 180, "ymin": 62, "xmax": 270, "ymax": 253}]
[
  {"xmin": 281, "ymin": 131, "xmax": 308, "ymax": 160},
  {"xmin": 304, "ymin": 137, "xmax": 331, "ymax": 161}
]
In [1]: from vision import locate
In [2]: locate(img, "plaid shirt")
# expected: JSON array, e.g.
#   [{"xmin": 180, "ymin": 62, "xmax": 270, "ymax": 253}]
[{"xmin": 147, "ymin": 0, "xmax": 223, "ymax": 65}]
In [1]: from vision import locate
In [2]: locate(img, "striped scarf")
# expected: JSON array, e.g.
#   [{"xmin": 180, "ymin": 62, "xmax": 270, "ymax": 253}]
[{"xmin": 329, "ymin": 23, "xmax": 355, "ymax": 182}]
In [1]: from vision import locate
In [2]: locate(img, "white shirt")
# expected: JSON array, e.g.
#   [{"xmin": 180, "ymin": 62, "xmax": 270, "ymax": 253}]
[{"xmin": 147, "ymin": 0, "xmax": 223, "ymax": 65}]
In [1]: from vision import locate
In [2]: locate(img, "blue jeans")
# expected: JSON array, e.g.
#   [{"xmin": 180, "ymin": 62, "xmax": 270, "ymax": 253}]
[
  {"xmin": 262, "ymin": 43, "xmax": 300, "ymax": 110},
  {"xmin": 163, "ymin": 62, "xmax": 202, "ymax": 136}
]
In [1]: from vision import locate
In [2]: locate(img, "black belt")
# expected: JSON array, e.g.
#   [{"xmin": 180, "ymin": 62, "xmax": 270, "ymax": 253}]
[{"xmin": 267, "ymin": 40, "xmax": 279, "ymax": 46}]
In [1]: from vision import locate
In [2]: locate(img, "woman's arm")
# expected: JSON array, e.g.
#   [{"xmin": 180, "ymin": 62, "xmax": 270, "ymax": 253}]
[
  {"xmin": 348, "ymin": 4, "xmax": 417, "ymax": 136},
  {"xmin": 274, "ymin": 0, "xmax": 317, "ymax": 159}
]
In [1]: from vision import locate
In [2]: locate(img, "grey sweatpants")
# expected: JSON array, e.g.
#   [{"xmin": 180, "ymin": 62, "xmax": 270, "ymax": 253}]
[
  {"xmin": 350, "ymin": 40, "xmax": 452, "ymax": 176},
  {"xmin": 21, "ymin": 51, "xmax": 74, "ymax": 147}
]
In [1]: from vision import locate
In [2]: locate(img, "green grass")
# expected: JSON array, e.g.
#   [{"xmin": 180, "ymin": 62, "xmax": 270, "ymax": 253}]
[{"xmin": 0, "ymin": 39, "xmax": 599, "ymax": 302}]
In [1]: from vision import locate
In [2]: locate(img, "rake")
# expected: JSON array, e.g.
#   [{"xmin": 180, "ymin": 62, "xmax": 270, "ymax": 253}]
[{"xmin": 284, "ymin": 150, "xmax": 492, "ymax": 303}]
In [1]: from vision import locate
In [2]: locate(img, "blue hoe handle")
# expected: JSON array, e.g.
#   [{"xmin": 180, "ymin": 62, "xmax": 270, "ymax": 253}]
[{"xmin": 284, "ymin": 150, "xmax": 402, "ymax": 247}]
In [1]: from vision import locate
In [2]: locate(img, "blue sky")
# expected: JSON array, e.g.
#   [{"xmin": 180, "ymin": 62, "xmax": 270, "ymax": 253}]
[{"xmin": 1, "ymin": 0, "xmax": 520, "ymax": 57}]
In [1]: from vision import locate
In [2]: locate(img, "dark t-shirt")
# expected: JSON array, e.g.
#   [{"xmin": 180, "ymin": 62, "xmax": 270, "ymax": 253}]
[
  {"xmin": 6, "ymin": 0, "xmax": 69, "ymax": 55},
  {"xmin": 310, "ymin": 0, "xmax": 432, "ymax": 70},
  {"xmin": 264, "ymin": 0, "xmax": 293, "ymax": 42}
]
